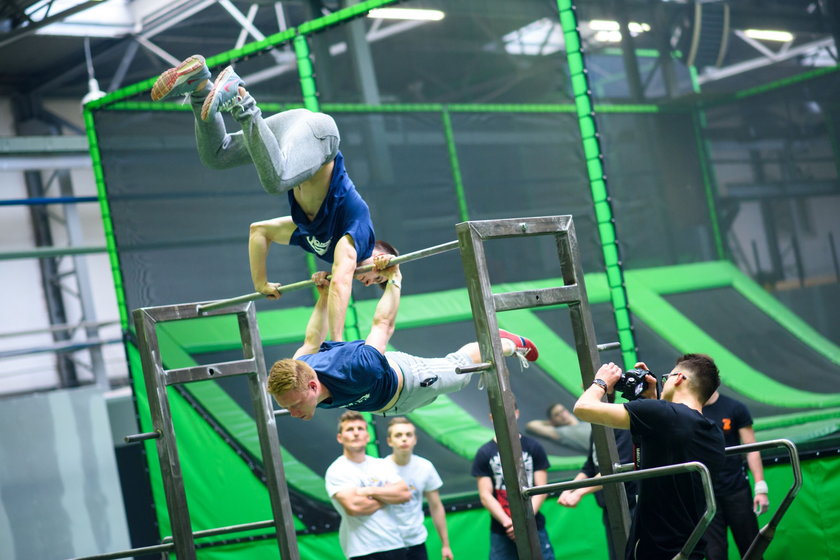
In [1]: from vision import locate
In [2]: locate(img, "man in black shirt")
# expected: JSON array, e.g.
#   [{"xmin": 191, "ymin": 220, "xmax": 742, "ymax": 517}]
[
  {"xmin": 703, "ymin": 391, "xmax": 769, "ymax": 559},
  {"xmin": 557, "ymin": 429, "xmax": 636, "ymax": 560},
  {"xmin": 574, "ymin": 354, "xmax": 725, "ymax": 560},
  {"xmin": 471, "ymin": 406, "xmax": 555, "ymax": 560}
]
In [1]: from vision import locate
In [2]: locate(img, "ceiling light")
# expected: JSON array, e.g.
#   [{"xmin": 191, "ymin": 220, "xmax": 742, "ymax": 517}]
[
  {"xmin": 588, "ymin": 20, "xmax": 650, "ymax": 34},
  {"xmin": 594, "ymin": 30, "xmax": 623, "ymax": 43},
  {"xmin": 367, "ymin": 8, "xmax": 445, "ymax": 21},
  {"xmin": 743, "ymin": 29, "xmax": 794, "ymax": 42}
]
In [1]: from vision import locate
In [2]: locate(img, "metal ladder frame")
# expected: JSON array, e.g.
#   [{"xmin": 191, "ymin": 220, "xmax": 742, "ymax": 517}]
[
  {"xmin": 456, "ymin": 215, "xmax": 631, "ymax": 559},
  {"xmin": 132, "ymin": 300, "xmax": 299, "ymax": 560}
]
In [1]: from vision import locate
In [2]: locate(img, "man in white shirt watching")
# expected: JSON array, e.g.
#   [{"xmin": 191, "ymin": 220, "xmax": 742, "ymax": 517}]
[
  {"xmin": 385, "ymin": 417, "xmax": 454, "ymax": 560},
  {"xmin": 325, "ymin": 410, "xmax": 412, "ymax": 559}
]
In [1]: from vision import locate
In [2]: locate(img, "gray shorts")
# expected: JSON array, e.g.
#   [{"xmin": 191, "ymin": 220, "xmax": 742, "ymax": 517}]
[
  {"xmin": 382, "ymin": 351, "xmax": 474, "ymax": 415},
  {"xmin": 554, "ymin": 422, "xmax": 592, "ymax": 453}
]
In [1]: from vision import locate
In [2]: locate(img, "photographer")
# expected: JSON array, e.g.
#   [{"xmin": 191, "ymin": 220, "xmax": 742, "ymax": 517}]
[{"xmin": 573, "ymin": 355, "xmax": 725, "ymax": 560}]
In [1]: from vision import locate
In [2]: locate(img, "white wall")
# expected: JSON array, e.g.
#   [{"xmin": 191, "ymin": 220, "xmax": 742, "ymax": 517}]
[{"xmin": 0, "ymin": 97, "xmax": 128, "ymax": 396}]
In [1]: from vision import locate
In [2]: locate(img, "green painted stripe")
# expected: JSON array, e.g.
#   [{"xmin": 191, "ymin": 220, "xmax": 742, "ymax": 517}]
[
  {"xmin": 626, "ymin": 283, "xmax": 840, "ymax": 407},
  {"xmin": 87, "ymin": 0, "xmax": 401, "ymax": 109},
  {"xmin": 441, "ymin": 109, "xmax": 469, "ymax": 222},
  {"xmin": 83, "ymin": 108, "xmax": 129, "ymax": 329},
  {"xmin": 732, "ymin": 65, "xmax": 840, "ymax": 102},
  {"xmin": 556, "ymin": 0, "xmax": 637, "ymax": 368}
]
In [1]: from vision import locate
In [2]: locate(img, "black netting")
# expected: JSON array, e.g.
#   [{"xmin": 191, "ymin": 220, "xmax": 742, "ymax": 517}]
[
  {"xmin": 311, "ymin": 0, "xmax": 572, "ymax": 104},
  {"xmin": 597, "ymin": 111, "xmax": 719, "ymax": 268}
]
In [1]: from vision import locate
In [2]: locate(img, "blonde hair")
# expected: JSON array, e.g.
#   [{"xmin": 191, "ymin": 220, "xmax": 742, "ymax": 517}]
[{"xmin": 267, "ymin": 359, "xmax": 314, "ymax": 396}]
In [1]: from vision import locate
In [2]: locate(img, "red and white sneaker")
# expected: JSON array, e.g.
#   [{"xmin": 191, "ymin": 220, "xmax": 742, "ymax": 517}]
[
  {"xmin": 150, "ymin": 54, "xmax": 210, "ymax": 101},
  {"xmin": 499, "ymin": 329, "xmax": 539, "ymax": 365}
]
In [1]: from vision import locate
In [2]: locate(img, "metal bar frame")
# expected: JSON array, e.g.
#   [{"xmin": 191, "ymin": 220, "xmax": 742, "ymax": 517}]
[
  {"xmin": 131, "ymin": 300, "xmax": 299, "ymax": 560},
  {"xmin": 197, "ymin": 240, "xmax": 459, "ymax": 313},
  {"xmin": 524, "ymin": 461, "xmax": 716, "ymax": 560},
  {"xmin": 456, "ymin": 215, "xmax": 630, "ymax": 559}
]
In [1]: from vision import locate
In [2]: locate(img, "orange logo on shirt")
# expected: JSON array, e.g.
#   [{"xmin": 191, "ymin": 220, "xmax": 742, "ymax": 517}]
[{"xmin": 722, "ymin": 418, "xmax": 732, "ymax": 432}]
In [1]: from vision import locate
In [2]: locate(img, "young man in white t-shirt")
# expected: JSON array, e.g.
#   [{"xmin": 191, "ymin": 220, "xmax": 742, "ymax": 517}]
[
  {"xmin": 385, "ymin": 417, "xmax": 454, "ymax": 560},
  {"xmin": 325, "ymin": 411, "xmax": 412, "ymax": 559}
]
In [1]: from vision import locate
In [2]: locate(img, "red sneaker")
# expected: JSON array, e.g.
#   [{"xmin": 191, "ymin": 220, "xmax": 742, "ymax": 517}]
[{"xmin": 499, "ymin": 329, "xmax": 539, "ymax": 362}]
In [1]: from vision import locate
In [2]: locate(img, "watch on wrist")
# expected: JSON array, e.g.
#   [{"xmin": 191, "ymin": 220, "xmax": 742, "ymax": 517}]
[{"xmin": 592, "ymin": 379, "xmax": 608, "ymax": 392}]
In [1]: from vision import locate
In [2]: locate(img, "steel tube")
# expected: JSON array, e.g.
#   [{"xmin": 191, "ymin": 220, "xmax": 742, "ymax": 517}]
[
  {"xmin": 124, "ymin": 431, "xmax": 161, "ymax": 444},
  {"xmin": 455, "ymin": 361, "xmax": 493, "ymax": 374},
  {"xmin": 67, "ymin": 542, "xmax": 174, "ymax": 560},
  {"xmin": 162, "ymin": 519, "xmax": 276, "ymax": 543},
  {"xmin": 197, "ymin": 240, "xmax": 459, "ymax": 313},
  {"xmin": 524, "ymin": 461, "xmax": 715, "ymax": 560}
]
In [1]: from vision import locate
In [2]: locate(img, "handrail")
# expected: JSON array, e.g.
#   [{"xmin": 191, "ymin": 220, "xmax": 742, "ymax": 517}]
[
  {"xmin": 523, "ymin": 461, "xmax": 716, "ymax": 560},
  {"xmin": 196, "ymin": 240, "xmax": 459, "ymax": 313}
]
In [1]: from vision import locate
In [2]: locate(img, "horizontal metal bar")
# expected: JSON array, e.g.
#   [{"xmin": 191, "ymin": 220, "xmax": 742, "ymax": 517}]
[
  {"xmin": 0, "ymin": 337, "xmax": 122, "ymax": 359},
  {"xmin": 274, "ymin": 408, "xmax": 290, "ymax": 417},
  {"xmin": 67, "ymin": 541, "xmax": 174, "ymax": 560},
  {"xmin": 525, "ymin": 461, "xmax": 715, "ymax": 559},
  {"xmin": 463, "ymin": 215, "xmax": 572, "ymax": 240},
  {"xmin": 523, "ymin": 461, "xmax": 711, "ymax": 498},
  {"xmin": 124, "ymin": 431, "xmax": 161, "ymax": 444},
  {"xmin": 162, "ymin": 518, "xmax": 276, "ymax": 543},
  {"xmin": 165, "ymin": 359, "xmax": 258, "ymax": 385},
  {"xmin": 0, "ymin": 245, "xmax": 108, "ymax": 261},
  {"xmin": 0, "ymin": 319, "xmax": 119, "ymax": 339},
  {"xmin": 597, "ymin": 342, "xmax": 621, "ymax": 352},
  {"xmin": 0, "ymin": 135, "xmax": 90, "ymax": 154},
  {"xmin": 197, "ymin": 240, "xmax": 459, "ymax": 313},
  {"xmin": 455, "ymin": 361, "xmax": 493, "ymax": 374},
  {"xmin": 492, "ymin": 285, "xmax": 581, "ymax": 312},
  {"xmin": 139, "ymin": 300, "xmax": 252, "ymax": 323},
  {"xmin": 0, "ymin": 196, "xmax": 98, "ymax": 206}
]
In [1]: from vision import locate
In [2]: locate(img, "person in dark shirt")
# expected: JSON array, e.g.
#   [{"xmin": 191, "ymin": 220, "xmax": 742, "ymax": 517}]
[
  {"xmin": 557, "ymin": 429, "xmax": 636, "ymax": 560},
  {"xmin": 265, "ymin": 262, "xmax": 539, "ymax": 420},
  {"xmin": 703, "ymin": 391, "xmax": 769, "ymax": 560},
  {"xmin": 152, "ymin": 55, "xmax": 377, "ymax": 341},
  {"xmin": 574, "ymin": 354, "xmax": 725, "ymax": 560},
  {"xmin": 471, "ymin": 405, "xmax": 555, "ymax": 560}
]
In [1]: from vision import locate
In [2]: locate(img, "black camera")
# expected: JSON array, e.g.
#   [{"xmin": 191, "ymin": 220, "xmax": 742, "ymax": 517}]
[{"xmin": 614, "ymin": 368, "xmax": 653, "ymax": 401}]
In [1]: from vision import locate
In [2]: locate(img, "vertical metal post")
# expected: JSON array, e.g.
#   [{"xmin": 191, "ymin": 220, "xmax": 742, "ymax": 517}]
[
  {"xmin": 238, "ymin": 308, "xmax": 300, "ymax": 558},
  {"xmin": 132, "ymin": 301, "xmax": 300, "ymax": 559},
  {"xmin": 456, "ymin": 216, "xmax": 630, "ymax": 560},
  {"xmin": 457, "ymin": 221, "xmax": 541, "ymax": 560},
  {"xmin": 133, "ymin": 308, "xmax": 197, "ymax": 560},
  {"xmin": 560, "ymin": 220, "xmax": 631, "ymax": 553}
]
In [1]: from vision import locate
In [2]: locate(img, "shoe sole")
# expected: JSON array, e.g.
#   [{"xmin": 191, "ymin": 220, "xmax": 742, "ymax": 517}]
[
  {"xmin": 200, "ymin": 66, "xmax": 237, "ymax": 121},
  {"xmin": 151, "ymin": 55, "xmax": 206, "ymax": 101}
]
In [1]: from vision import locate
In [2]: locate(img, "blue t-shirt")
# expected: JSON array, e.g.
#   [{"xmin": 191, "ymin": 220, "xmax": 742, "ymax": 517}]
[
  {"xmin": 298, "ymin": 340, "xmax": 397, "ymax": 411},
  {"xmin": 288, "ymin": 151, "xmax": 375, "ymax": 264}
]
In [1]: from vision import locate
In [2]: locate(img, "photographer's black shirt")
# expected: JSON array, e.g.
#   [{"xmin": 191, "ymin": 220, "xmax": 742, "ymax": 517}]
[
  {"xmin": 624, "ymin": 399, "xmax": 725, "ymax": 560},
  {"xmin": 703, "ymin": 394, "xmax": 753, "ymax": 494}
]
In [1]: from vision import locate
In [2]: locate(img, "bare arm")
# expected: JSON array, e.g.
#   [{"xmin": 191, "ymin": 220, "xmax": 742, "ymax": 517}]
[
  {"xmin": 739, "ymin": 425, "xmax": 770, "ymax": 514},
  {"xmin": 356, "ymin": 480, "xmax": 411, "ymax": 504},
  {"xmin": 557, "ymin": 471, "xmax": 601, "ymax": 507},
  {"xmin": 249, "ymin": 217, "xmax": 296, "ymax": 298},
  {"xmin": 293, "ymin": 279, "xmax": 330, "ymax": 359},
  {"xmin": 327, "ymin": 235, "xmax": 358, "ymax": 341},
  {"xmin": 426, "ymin": 490, "xmax": 453, "ymax": 560},
  {"xmin": 333, "ymin": 489, "xmax": 385, "ymax": 516},
  {"xmin": 364, "ymin": 265, "xmax": 402, "ymax": 353},
  {"xmin": 531, "ymin": 469, "xmax": 548, "ymax": 515},
  {"xmin": 525, "ymin": 420, "xmax": 561, "ymax": 442},
  {"xmin": 574, "ymin": 362, "xmax": 635, "ymax": 429},
  {"xmin": 477, "ymin": 476, "xmax": 514, "ymax": 540}
]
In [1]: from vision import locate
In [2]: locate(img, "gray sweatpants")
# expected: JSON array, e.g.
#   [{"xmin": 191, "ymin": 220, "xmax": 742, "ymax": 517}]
[
  {"xmin": 189, "ymin": 92, "xmax": 340, "ymax": 193},
  {"xmin": 382, "ymin": 351, "xmax": 475, "ymax": 415}
]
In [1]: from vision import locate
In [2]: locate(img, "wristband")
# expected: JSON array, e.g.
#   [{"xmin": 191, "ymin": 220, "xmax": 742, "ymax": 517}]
[
  {"xmin": 388, "ymin": 279, "xmax": 401, "ymax": 289},
  {"xmin": 592, "ymin": 379, "xmax": 608, "ymax": 392},
  {"xmin": 754, "ymin": 480, "xmax": 768, "ymax": 495}
]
